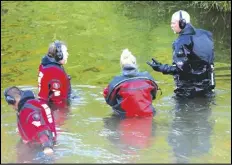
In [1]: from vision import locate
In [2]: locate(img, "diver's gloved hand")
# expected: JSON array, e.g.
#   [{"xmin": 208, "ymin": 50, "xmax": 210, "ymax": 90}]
[{"xmin": 146, "ymin": 58, "xmax": 163, "ymax": 72}]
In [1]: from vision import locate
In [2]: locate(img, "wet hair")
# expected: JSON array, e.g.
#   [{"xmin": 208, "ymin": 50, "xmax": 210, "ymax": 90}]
[
  {"xmin": 47, "ymin": 40, "xmax": 67, "ymax": 58},
  {"xmin": 120, "ymin": 48, "xmax": 137, "ymax": 68}
]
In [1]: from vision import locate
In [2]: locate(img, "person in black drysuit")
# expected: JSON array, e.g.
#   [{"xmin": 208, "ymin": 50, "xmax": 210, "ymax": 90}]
[{"xmin": 147, "ymin": 10, "xmax": 215, "ymax": 98}]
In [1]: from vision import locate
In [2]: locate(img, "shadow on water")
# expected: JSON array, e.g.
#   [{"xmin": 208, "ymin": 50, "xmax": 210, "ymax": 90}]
[
  {"xmin": 103, "ymin": 115, "xmax": 156, "ymax": 163},
  {"xmin": 3, "ymin": 81, "xmax": 230, "ymax": 163},
  {"xmin": 168, "ymin": 96, "xmax": 215, "ymax": 163}
]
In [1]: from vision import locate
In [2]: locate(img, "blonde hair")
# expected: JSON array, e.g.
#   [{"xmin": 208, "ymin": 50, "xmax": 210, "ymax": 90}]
[
  {"xmin": 171, "ymin": 10, "xmax": 190, "ymax": 23},
  {"xmin": 120, "ymin": 49, "xmax": 137, "ymax": 68}
]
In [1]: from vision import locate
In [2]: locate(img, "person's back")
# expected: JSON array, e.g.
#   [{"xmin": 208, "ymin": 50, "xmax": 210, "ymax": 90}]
[
  {"xmin": 103, "ymin": 49, "xmax": 159, "ymax": 118},
  {"xmin": 38, "ymin": 40, "xmax": 71, "ymax": 110}
]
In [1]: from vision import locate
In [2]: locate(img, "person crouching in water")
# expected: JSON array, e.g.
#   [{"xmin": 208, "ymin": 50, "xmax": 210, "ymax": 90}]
[
  {"xmin": 37, "ymin": 40, "xmax": 71, "ymax": 111},
  {"xmin": 4, "ymin": 86, "xmax": 57, "ymax": 155},
  {"xmin": 103, "ymin": 49, "xmax": 159, "ymax": 119}
]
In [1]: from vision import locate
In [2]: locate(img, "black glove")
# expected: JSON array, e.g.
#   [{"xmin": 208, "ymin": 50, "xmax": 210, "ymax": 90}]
[{"xmin": 146, "ymin": 58, "xmax": 162, "ymax": 72}]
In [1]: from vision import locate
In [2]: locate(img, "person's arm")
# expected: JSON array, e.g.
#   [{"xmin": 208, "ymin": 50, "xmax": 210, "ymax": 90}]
[
  {"xmin": 159, "ymin": 64, "xmax": 178, "ymax": 75},
  {"xmin": 37, "ymin": 129, "xmax": 54, "ymax": 155},
  {"xmin": 147, "ymin": 58, "xmax": 178, "ymax": 75},
  {"xmin": 147, "ymin": 39, "xmax": 194, "ymax": 75},
  {"xmin": 103, "ymin": 85, "xmax": 118, "ymax": 106},
  {"xmin": 38, "ymin": 70, "xmax": 62, "ymax": 102},
  {"xmin": 145, "ymin": 74, "xmax": 159, "ymax": 100},
  {"xmin": 38, "ymin": 71, "xmax": 50, "ymax": 102},
  {"xmin": 150, "ymin": 81, "xmax": 158, "ymax": 100}
]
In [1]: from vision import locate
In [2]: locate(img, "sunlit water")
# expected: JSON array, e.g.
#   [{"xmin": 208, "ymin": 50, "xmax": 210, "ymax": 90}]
[{"xmin": 1, "ymin": 75, "xmax": 231, "ymax": 163}]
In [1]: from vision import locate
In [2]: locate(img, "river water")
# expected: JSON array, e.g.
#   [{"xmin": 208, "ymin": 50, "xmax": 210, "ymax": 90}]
[
  {"xmin": 1, "ymin": 1, "xmax": 231, "ymax": 163},
  {"xmin": 1, "ymin": 75, "xmax": 231, "ymax": 163}
]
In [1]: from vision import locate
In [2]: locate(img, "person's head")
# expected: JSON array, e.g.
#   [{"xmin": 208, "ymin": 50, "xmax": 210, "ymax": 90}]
[
  {"xmin": 171, "ymin": 10, "xmax": 190, "ymax": 34},
  {"xmin": 120, "ymin": 48, "xmax": 137, "ymax": 69},
  {"xmin": 47, "ymin": 40, "xmax": 69, "ymax": 65},
  {"xmin": 4, "ymin": 86, "xmax": 23, "ymax": 111}
]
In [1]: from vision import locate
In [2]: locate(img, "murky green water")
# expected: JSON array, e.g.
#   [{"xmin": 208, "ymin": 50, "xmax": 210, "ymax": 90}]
[{"xmin": 1, "ymin": 1, "xmax": 231, "ymax": 163}]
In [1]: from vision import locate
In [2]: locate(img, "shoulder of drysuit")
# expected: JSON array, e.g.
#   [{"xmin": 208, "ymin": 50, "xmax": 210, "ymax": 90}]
[
  {"xmin": 109, "ymin": 70, "xmax": 155, "ymax": 87},
  {"xmin": 18, "ymin": 90, "xmax": 35, "ymax": 110},
  {"xmin": 174, "ymin": 24, "xmax": 195, "ymax": 41},
  {"xmin": 179, "ymin": 24, "xmax": 213, "ymax": 39},
  {"xmin": 40, "ymin": 55, "xmax": 65, "ymax": 73},
  {"xmin": 20, "ymin": 100, "xmax": 42, "ymax": 111},
  {"xmin": 175, "ymin": 25, "xmax": 214, "ymax": 48},
  {"xmin": 137, "ymin": 71, "xmax": 156, "ymax": 81},
  {"xmin": 18, "ymin": 99, "xmax": 47, "ymax": 125},
  {"xmin": 195, "ymin": 28, "xmax": 213, "ymax": 40},
  {"xmin": 180, "ymin": 23, "xmax": 196, "ymax": 35},
  {"xmin": 18, "ymin": 90, "xmax": 47, "ymax": 110},
  {"xmin": 173, "ymin": 26, "xmax": 194, "ymax": 50}
]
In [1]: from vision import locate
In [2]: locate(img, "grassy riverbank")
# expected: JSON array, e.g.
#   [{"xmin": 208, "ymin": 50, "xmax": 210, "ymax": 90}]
[{"xmin": 1, "ymin": 1, "xmax": 230, "ymax": 89}]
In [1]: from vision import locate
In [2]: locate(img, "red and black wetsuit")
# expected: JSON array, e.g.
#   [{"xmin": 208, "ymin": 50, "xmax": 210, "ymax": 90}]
[
  {"xmin": 16, "ymin": 90, "xmax": 57, "ymax": 150},
  {"xmin": 103, "ymin": 65, "xmax": 158, "ymax": 118},
  {"xmin": 38, "ymin": 55, "xmax": 71, "ymax": 110}
]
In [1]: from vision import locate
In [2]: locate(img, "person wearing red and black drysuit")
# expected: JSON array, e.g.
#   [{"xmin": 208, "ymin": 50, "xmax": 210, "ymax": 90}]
[
  {"xmin": 38, "ymin": 40, "xmax": 71, "ymax": 111},
  {"xmin": 4, "ymin": 86, "xmax": 57, "ymax": 155},
  {"xmin": 103, "ymin": 49, "xmax": 159, "ymax": 119}
]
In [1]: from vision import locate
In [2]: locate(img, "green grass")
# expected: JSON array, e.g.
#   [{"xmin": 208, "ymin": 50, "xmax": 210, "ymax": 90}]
[{"xmin": 1, "ymin": 1, "xmax": 230, "ymax": 89}]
